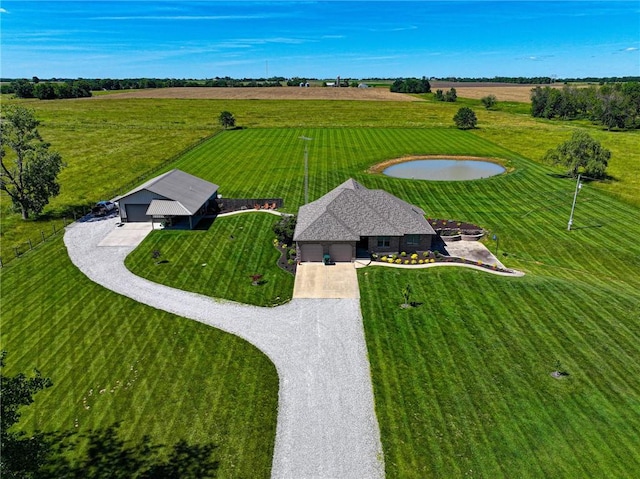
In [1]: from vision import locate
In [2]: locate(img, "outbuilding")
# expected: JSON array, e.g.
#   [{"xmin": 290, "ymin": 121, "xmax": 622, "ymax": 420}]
[
  {"xmin": 294, "ymin": 179, "xmax": 436, "ymax": 262},
  {"xmin": 115, "ymin": 169, "xmax": 219, "ymax": 229}
]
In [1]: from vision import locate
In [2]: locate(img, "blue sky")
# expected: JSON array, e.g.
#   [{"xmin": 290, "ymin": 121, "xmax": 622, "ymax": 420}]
[{"xmin": 1, "ymin": 1, "xmax": 638, "ymax": 79}]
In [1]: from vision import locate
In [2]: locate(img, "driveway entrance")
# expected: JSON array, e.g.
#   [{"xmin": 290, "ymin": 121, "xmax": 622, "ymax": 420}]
[{"xmin": 293, "ymin": 263, "xmax": 360, "ymax": 299}]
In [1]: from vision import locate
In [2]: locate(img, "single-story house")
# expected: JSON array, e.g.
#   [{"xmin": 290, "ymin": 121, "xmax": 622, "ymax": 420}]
[
  {"xmin": 115, "ymin": 169, "xmax": 219, "ymax": 229},
  {"xmin": 293, "ymin": 178, "xmax": 436, "ymax": 262}
]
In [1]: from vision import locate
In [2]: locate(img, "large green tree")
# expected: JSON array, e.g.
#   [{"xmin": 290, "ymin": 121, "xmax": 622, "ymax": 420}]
[
  {"xmin": 0, "ymin": 351, "xmax": 53, "ymax": 478},
  {"xmin": 453, "ymin": 107, "xmax": 478, "ymax": 130},
  {"xmin": 543, "ymin": 131, "xmax": 611, "ymax": 179},
  {"xmin": 0, "ymin": 106, "xmax": 64, "ymax": 219}
]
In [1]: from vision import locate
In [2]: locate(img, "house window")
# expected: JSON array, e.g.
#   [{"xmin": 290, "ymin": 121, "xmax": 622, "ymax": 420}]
[
  {"xmin": 377, "ymin": 236, "xmax": 391, "ymax": 248},
  {"xmin": 406, "ymin": 234, "xmax": 420, "ymax": 246}
]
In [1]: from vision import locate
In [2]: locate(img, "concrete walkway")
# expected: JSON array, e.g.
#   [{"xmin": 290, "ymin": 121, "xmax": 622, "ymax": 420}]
[{"xmin": 64, "ymin": 217, "xmax": 384, "ymax": 479}]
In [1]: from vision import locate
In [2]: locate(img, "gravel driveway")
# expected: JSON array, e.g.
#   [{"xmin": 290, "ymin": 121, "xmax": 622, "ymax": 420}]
[{"xmin": 64, "ymin": 217, "xmax": 384, "ymax": 479}]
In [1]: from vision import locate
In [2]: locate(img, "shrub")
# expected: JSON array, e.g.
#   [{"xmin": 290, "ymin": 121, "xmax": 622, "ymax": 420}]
[
  {"xmin": 422, "ymin": 251, "xmax": 429, "ymax": 257},
  {"xmin": 418, "ymin": 259, "xmax": 424, "ymax": 264},
  {"xmin": 381, "ymin": 256, "xmax": 388, "ymax": 262},
  {"xmin": 404, "ymin": 260, "xmax": 410, "ymax": 265},
  {"xmin": 411, "ymin": 253, "xmax": 418, "ymax": 260},
  {"xmin": 388, "ymin": 258, "xmax": 395, "ymax": 264},
  {"xmin": 273, "ymin": 215, "xmax": 297, "ymax": 245},
  {"xmin": 395, "ymin": 258, "xmax": 402, "ymax": 264},
  {"xmin": 411, "ymin": 260, "xmax": 417, "ymax": 264},
  {"xmin": 400, "ymin": 251, "xmax": 407, "ymax": 257}
]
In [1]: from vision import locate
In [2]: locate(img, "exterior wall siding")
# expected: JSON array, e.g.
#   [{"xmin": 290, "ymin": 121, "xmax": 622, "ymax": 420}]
[
  {"xmin": 367, "ymin": 234, "xmax": 434, "ymax": 254},
  {"xmin": 118, "ymin": 190, "xmax": 169, "ymax": 221}
]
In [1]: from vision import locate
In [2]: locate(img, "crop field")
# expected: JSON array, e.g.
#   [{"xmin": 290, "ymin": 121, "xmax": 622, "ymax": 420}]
[{"xmin": 1, "ymin": 91, "xmax": 639, "ymax": 477}]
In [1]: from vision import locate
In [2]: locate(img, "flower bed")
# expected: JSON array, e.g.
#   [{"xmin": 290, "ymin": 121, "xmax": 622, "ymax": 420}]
[
  {"xmin": 372, "ymin": 250, "xmax": 515, "ymax": 274},
  {"xmin": 273, "ymin": 239, "xmax": 297, "ymax": 275}
]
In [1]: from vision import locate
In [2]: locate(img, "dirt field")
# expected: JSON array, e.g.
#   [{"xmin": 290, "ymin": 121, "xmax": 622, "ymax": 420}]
[
  {"xmin": 97, "ymin": 86, "xmax": 419, "ymax": 101},
  {"xmin": 431, "ymin": 81, "xmax": 564, "ymax": 102},
  {"xmin": 94, "ymin": 82, "xmax": 564, "ymax": 103}
]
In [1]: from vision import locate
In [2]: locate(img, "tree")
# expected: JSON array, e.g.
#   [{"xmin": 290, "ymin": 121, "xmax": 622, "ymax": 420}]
[
  {"xmin": 0, "ymin": 106, "xmax": 65, "ymax": 219},
  {"xmin": 401, "ymin": 284, "xmax": 412, "ymax": 308},
  {"xmin": 543, "ymin": 131, "xmax": 610, "ymax": 179},
  {"xmin": 0, "ymin": 351, "xmax": 53, "ymax": 477},
  {"xmin": 453, "ymin": 107, "xmax": 478, "ymax": 130},
  {"xmin": 218, "ymin": 111, "xmax": 236, "ymax": 129},
  {"xmin": 481, "ymin": 94, "xmax": 497, "ymax": 109},
  {"xmin": 10, "ymin": 79, "xmax": 34, "ymax": 99},
  {"xmin": 444, "ymin": 87, "xmax": 457, "ymax": 102}
]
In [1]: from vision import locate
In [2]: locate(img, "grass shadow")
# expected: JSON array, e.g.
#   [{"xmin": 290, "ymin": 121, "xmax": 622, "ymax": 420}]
[{"xmin": 33, "ymin": 422, "xmax": 219, "ymax": 479}]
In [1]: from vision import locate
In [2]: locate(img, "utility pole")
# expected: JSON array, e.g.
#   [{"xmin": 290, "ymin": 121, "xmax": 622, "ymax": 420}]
[
  {"xmin": 567, "ymin": 174, "xmax": 582, "ymax": 231},
  {"xmin": 299, "ymin": 136, "xmax": 313, "ymax": 204}
]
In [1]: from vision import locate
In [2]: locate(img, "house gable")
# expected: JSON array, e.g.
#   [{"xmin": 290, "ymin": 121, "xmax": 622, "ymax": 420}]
[{"xmin": 294, "ymin": 178, "xmax": 435, "ymax": 243}]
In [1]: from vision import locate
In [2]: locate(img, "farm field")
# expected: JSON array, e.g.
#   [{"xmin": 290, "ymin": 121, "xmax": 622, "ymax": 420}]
[{"xmin": 1, "ymin": 93, "xmax": 640, "ymax": 477}]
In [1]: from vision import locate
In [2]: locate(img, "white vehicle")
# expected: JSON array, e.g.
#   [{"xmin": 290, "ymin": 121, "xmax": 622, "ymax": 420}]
[{"xmin": 92, "ymin": 201, "xmax": 117, "ymax": 216}]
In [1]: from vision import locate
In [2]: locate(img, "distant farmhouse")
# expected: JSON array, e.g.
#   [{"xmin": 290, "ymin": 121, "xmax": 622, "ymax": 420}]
[{"xmin": 294, "ymin": 179, "xmax": 436, "ymax": 262}]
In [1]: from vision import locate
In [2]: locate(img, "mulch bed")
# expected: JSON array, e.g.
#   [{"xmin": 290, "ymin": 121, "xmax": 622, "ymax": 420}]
[
  {"xmin": 275, "ymin": 243, "xmax": 297, "ymax": 275},
  {"xmin": 427, "ymin": 218, "xmax": 484, "ymax": 235}
]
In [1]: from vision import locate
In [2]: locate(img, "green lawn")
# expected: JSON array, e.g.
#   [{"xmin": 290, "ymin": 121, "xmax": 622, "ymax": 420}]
[
  {"xmin": 2, "ymin": 95, "xmax": 639, "ymax": 477},
  {"xmin": 125, "ymin": 213, "xmax": 294, "ymax": 306},
  {"xmin": 0, "ymin": 235, "xmax": 278, "ymax": 478},
  {"xmin": 359, "ymin": 267, "xmax": 640, "ymax": 478},
  {"xmin": 2, "ymin": 95, "xmax": 638, "ymax": 261}
]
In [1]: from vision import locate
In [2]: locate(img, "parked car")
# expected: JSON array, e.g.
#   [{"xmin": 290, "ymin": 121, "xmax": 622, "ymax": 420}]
[{"xmin": 92, "ymin": 201, "xmax": 117, "ymax": 216}]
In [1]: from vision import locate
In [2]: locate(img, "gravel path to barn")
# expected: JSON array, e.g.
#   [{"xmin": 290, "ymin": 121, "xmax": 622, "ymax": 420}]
[{"xmin": 64, "ymin": 217, "xmax": 384, "ymax": 479}]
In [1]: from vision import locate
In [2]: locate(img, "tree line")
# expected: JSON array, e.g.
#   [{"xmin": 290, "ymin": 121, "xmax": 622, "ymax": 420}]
[
  {"xmin": 531, "ymin": 82, "xmax": 640, "ymax": 130},
  {"xmin": 390, "ymin": 77, "xmax": 431, "ymax": 94},
  {"xmin": 5, "ymin": 79, "xmax": 93, "ymax": 99}
]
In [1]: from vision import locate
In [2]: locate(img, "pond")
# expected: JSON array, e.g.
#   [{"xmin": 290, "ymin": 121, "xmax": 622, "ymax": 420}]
[{"xmin": 383, "ymin": 159, "xmax": 505, "ymax": 181}]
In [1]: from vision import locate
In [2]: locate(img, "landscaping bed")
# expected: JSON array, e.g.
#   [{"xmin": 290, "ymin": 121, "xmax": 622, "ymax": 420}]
[
  {"xmin": 274, "ymin": 240, "xmax": 297, "ymax": 275},
  {"xmin": 372, "ymin": 250, "xmax": 515, "ymax": 274},
  {"xmin": 428, "ymin": 218, "xmax": 485, "ymax": 237}
]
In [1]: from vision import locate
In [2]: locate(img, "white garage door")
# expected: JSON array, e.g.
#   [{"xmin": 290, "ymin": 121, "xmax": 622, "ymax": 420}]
[
  {"xmin": 300, "ymin": 244, "xmax": 323, "ymax": 262},
  {"xmin": 329, "ymin": 244, "xmax": 353, "ymax": 262},
  {"xmin": 125, "ymin": 204, "xmax": 152, "ymax": 222}
]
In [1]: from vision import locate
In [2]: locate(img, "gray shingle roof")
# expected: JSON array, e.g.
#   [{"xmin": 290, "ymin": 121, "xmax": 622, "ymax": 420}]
[
  {"xmin": 146, "ymin": 199, "xmax": 192, "ymax": 216},
  {"xmin": 117, "ymin": 169, "xmax": 219, "ymax": 215},
  {"xmin": 294, "ymin": 179, "xmax": 435, "ymax": 242}
]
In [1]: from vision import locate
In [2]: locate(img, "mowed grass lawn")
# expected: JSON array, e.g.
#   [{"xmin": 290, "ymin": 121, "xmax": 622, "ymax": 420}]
[
  {"xmin": 2, "ymin": 93, "xmax": 638, "ymax": 261},
  {"xmin": 2, "ymin": 95, "xmax": 639, "ymax": 477},
  {"xmin": 0, "ymin": 235, "xmax": 279, "ymax": 477},
  {"xmin": 360, "ymin": 267, "xmax": 640, "ymax": 478},
  {"xmin": 125, "ymin": 213, "xmax": 294, "ymax": 306},
  {"xmin": 164, "ymin": 127, "xmax": 640, "ymax": 477}
]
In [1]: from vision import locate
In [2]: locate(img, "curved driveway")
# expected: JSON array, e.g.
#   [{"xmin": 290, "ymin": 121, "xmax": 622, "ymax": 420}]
[{"xmin": 64, "ymin": 217, "xmax": 384, "ymax": 479}]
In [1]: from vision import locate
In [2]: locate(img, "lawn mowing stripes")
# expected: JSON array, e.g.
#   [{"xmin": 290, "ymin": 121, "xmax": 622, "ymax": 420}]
[{"xmin": 359, "ymin": 264, "xmax": 640, "ymax": 478}]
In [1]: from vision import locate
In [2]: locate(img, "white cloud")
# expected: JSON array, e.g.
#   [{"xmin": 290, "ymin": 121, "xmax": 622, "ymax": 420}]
[
  {"xmin": 0, "ymin": 8, "xmax": 8, "ymax": 14},
  {"xmin": 623, "ymin": 47, "xmax": 638, "ymax": 52}
]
